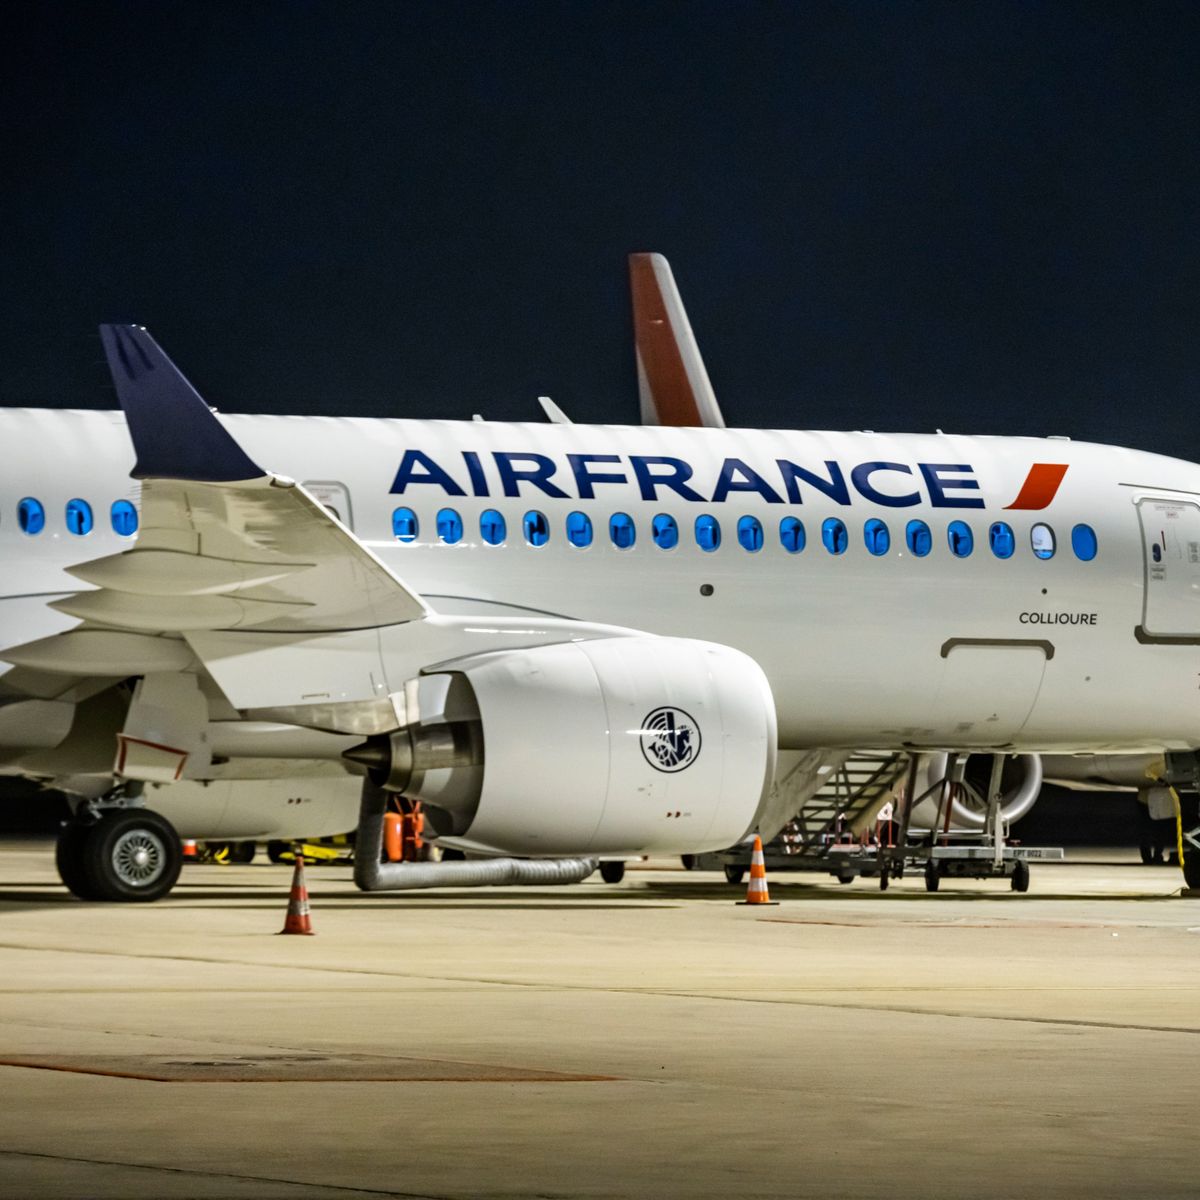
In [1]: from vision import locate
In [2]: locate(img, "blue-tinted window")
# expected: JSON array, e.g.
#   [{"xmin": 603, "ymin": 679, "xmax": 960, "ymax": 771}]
[
  {"xmin": 948, "ymin": 520, "xmax": 973, "ymax": 557},
  {"xmin": 480, "ymin": 509, "xmax": 506, "ymax": 545},
  {"xmin": 988, "ymin": 521, "xmax": 1014, "ymax": 559},
  {"xmin": 695, "ymin": 514, "xmax": 721, "ymax": 552},
  {"xmin": 392, "ymin": 507, "xmax": 418, "ymax": 542},
  {"xmin": 18, "ymin": 497, "xmax": 45, "ymax": 536},
  {"xmin": 905, "ymin": 519, "xmax": 931, "ymax": 557},
  {"xmin": 779, "ymin": 516, "xmax": 806, "ymax": 553},
  {"xmin": 822, "ymin": 517, "xmax": 848, "ymax": 555},
  {"xmin": 864, "ymin": 518, "xmax": 890, "ymax": 556},
  {"xmin": 1071, "ymin": 523, "xmax": 1097, "ymax": 562},
  {"xmin": 65, "ymin": 499, "xmax": 93, "ymax": 536},
  {"xmin": 1031, "ymin": 523, "xmax": 1055, "ymax": 560},
  {"xmin": 110, "ymin": 499, "xmax": 138, "ymax": 537},
  {"xmin": 609, "ymin": 512, "xmax": 635, "ymax": 549},
  {"xmin": 651, "ymin": 513, "xmax": 679, "ymax": 549},
  {"xmin": 737, "ymin": 515, "xmax": 764, "ymax": 552},
  {"xmin": 436, "ymin": 508, "xmax": 463, "ymax": 544},
  {"xmin": 566, "ymin": 510, "xmax": 593, "ymax": 548},
  {"xmin": 524, "ymin": 510, "xmax": 549, "ymax": 546}
]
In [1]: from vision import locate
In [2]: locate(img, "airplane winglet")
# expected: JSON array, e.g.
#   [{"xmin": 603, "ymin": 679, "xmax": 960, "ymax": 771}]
[{"xmin": 99, "ymin": 324, "xmax": 266, "ymax": 482}]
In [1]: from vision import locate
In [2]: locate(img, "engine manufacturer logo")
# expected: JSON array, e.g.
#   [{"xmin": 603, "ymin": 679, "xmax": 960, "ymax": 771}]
[{"xmin": 640, "ymin": 707, "xmax": 701, "ymax": 773}]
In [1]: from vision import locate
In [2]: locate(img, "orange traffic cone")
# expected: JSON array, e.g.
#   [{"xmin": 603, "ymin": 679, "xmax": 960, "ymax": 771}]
[
  {"xmin": 278, "ymin": 852, "xmax": 315, "ymax": 935},
  {"xmin": 737, "ymin": 835, "xmax": 779, "ymax": 905},
  {"xmin": 182, "ymin": 840, "xmax": 197, "ymax": 861}
]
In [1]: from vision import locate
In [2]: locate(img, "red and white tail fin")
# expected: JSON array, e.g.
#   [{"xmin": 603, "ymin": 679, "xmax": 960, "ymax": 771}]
[{"xmin": 629, "ymin": 253, "xmax": 725, "ymax": 429}]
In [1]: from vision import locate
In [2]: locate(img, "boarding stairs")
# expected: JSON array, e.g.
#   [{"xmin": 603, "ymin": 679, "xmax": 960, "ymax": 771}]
[{"xmin": 776, "ymin": 752, "xmax": 907, "ymax": 859}]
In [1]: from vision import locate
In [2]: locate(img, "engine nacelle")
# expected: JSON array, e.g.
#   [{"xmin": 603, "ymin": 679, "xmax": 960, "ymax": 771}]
[
  {"xmin": 347, "ymin": 636, "xmax": 778, "ymax": 856},
  {"xmin": 909, "ymin": 752, "xmax": 1043, "ymax": 831}
]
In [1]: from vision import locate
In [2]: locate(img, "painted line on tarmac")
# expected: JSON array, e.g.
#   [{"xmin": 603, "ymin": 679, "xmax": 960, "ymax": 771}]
[{"xmin": 0, "ymin": 1147, "xmax": 452, "ymax": 1199}]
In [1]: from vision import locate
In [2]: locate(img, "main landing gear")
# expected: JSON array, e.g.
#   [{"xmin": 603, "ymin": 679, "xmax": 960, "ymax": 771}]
[{"xmin": 56, "ymin": 808, "xmax": 183, "ymax": 902}]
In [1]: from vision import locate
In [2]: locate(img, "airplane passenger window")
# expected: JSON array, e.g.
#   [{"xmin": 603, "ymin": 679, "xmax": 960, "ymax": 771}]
[
  {"xmin": 988, "ymin": 521, "xmax": 1015, "ymax": 559},
  {"xmin": 1031, "ymin": 523, "xmax": 1056, "ymax": 560},
  {"xmin": 821, "ymin": 517, "xmax": 848, "ymax": 555},
  {"xmin": 480, "ymin": 509, "xmax": 506, "ymax": 545},
  {"xmin": 779, "ymin": 516, "xmax": 806, "ymax": 553},
  {"xmin": 524, "ymin": 510, "xmax": 549, "ymax": 546},
  {"xmin": 737, "ymin": 515, "xmax": 764, "ymax": 552},
  {"xmin": 110, "ymin": 499, "xmax": 138, "ymax": 537},
  {"xmin": 65, "ymin": 499, "xmax": 93, "ymax": 536},
  {"xmin": 1071, "ymin": 523, "xmax": 1098, "ymax": 562},
  {"xmin": 436, "ymin": 508, "xmax": 463, "ymax": 544},
  {"xmin": 948, "ymin": 520, "xmax": 973, "ymax": 557},
  {"xmin": 392, "ymin": 507, "xmax": 418, "ymax": 542},
  {"xmin": 695, "ymin": 514, "xmax": 721, "ymax": 552},
  {"xmin": 652, "ymin": 513, "xmax": 679, "ymax": 549},
  {"xmin": 609, "ymin": 512, "xmax": 636, "ymax": 549},
  {"xmin": 17, "ymin": 497, "xmax": 45, "ymax": 536},
  {"xmin": 905, "ymin": 519, "xmax": 931, "ymax": 557},
  {"xmin": 566, "ymin": 510, "xmax": 593, "ymax": 547},
  {"xmin": 863, "ymin": 518, "xmax": 890, "ymax": 556}
]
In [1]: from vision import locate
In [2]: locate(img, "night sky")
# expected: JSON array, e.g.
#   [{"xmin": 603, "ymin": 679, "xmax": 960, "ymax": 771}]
[{"xmin": 3, "ymin": 1, "xmax": 1199, "ymax": 458}]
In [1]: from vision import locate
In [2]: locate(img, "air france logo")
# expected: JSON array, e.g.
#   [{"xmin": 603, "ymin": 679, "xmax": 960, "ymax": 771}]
[
  {"xmin": 641, "ymin": 707, "xmax": 700, "ymax": 773},
  {"xmin": 389, "ymin": 450, "xmax": 1069, "ymax": 511}
]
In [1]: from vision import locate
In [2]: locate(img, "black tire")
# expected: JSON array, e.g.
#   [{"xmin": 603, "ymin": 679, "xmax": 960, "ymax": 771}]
[
  {"xmin": 924, "ymin": 860, "xmax": 940, "ymax": 893},
  {"xmin": 1183, "ymin": 848, "xmax": 1200, "ymax": 890},
  {"xmin": 227, "ymin": 841, "xmax": 256, "ymax": 864},
  {"xmin": 680, "ymin": 854, "xmax": 696, "ymax": 871},
  {"xmin": 723, "ymin": 864, "xmax": 745, "ymax": 886},
  {"xmin": 599, "ymin": 861, "xmax": 626, "ymax": 884},
  {"xmin": 837, "ymin": 874, "xmax": 854, "ymax": 885},
  {"xmin": 81, "ymin": 809, "xmax": 183, "ymax": 902},
  {"xmin": 56, "ymin": 822, "xmax": 102, "ymax": 900},
  {"xmin": 266, "ymin": 840, "xmax": 289, "ymax": 864},
  {"xmin": 1011, "ymin": 859, "xmax": 1031, "ymax": 893},
  {"xmin": 879, "ymin": 869, "xmax": 890, "ymax": 892}
]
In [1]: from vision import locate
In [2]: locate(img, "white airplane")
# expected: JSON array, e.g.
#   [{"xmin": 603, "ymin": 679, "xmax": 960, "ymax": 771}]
[{"xmin": 3, "ymin": 296, "xmax": 1200, "ymax": 900}]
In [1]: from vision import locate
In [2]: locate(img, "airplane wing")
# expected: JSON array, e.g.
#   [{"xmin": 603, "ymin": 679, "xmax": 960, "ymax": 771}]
[
  {"xmin": 629, "ymin": 252, "xmax": 726, "ymax": 429},
  {"xmin": 50, "ymin": 325, "xmax": 428, "ymax": 636}
]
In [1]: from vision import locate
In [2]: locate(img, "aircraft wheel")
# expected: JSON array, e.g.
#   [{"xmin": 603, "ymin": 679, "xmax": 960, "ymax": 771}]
[
  {"xmin": 924, "ymin": 860, "xmax": 940, "ymax": 892},
  {"xmin": 266, "ymin": 840, "xmax": 289, "ymax": 864},
  {"xmin": 599, "ymin": 861, "xmax": 626, "ymax": 884},
  {"xmin": 82, "ymin": 810, "xmax": 183, "ymax": 902},
  {"xmin": 1011, "ymin": 860, "xmax": 1031, "ymax": 893},
  {"xmin": 227, "ymin": 841, "xmax": 256, "ymax": 864},
  {"xmin": 723, "ymin": 864, "xmax": 745, "ymax": 886},
  {"xmin": 56, "ymin": 821, "xmax": 102, "ymax": 900},
  {"xmin": 1183, "ymin": 847, "xmax": 1200, "ymax": 890}
]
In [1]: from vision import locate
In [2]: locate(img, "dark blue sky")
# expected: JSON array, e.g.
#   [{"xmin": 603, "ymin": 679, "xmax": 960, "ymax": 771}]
[{"xmin": 3, "ymin": 1, "xmax": 1198, "ymax": 455}]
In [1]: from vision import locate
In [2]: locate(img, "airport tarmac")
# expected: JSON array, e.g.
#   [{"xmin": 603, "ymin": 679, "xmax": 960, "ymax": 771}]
[{"xmin": 0, "ymin": 841, "xmax": 1197, "ymax": 1200}]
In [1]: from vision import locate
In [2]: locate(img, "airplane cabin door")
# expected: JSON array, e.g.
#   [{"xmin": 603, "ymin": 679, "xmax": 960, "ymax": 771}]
[{"xmin": 1137, "ymin": 497, "xmax": 1200, "ymax": 639}]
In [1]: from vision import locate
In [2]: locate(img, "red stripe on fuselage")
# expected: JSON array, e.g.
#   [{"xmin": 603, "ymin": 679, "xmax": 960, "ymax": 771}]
[{"xmin": 1003, "ymin": 463, "xmax": 1069, "ymax": 510}]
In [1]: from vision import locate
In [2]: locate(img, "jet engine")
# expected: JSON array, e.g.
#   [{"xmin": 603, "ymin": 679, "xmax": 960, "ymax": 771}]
[
  {"xmin": 908, "ymin": 752, "xmax": 1043, "ymax": 831},
  {"xmin": 345, "ymin": 635, "xmax": 778, "ymax": 856}
]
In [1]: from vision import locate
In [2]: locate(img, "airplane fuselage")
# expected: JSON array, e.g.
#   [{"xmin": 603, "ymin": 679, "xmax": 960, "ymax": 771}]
[{"xmin": 2, "ymin": 408, "xmax": 1198, "ymax": 753}]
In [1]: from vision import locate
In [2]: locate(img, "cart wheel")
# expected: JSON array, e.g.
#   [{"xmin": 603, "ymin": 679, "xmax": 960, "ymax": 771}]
[
  {"xmin": 923, "ymin": 860, "xmax": 940, "ymax": 893},
  {"xmin": 723, "ymin": 864, "xmax": 745, "ymax": 886},
  {"xmin": 1011, "ymin": 860, "xmax": 1030, "ymax": 892},
  {"xmin": 879, "ymin": 869, "xmax": 889, "ymax": 892},
  {"xmin": 837, "ymin": 873, "xmax": 854, "ymax": 885}
]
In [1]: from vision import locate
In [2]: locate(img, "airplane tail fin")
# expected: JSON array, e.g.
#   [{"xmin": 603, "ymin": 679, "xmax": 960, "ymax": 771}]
[{"xmin": 629, "ymin": 253, "xmax": 725, "ymax": 428}]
